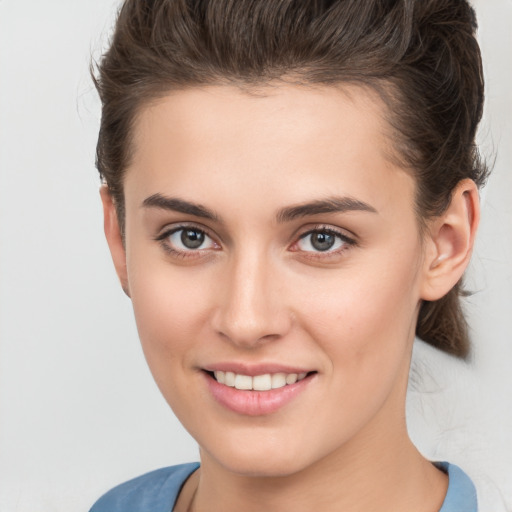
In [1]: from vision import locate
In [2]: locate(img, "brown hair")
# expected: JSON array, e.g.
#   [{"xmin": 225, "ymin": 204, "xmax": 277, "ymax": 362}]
[{"xmin": 93, "ymin": 0, "xmax": 488, "ymax": 358}]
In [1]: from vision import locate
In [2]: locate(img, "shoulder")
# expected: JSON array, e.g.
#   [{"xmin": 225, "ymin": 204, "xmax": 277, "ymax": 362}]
[
  {"xmin": 89, "ymin": 462, "xmax": 200, "ymax": 512},
  {"xmin": 437, "ymin": 462, "xmax": 478, "ymax": 512}
]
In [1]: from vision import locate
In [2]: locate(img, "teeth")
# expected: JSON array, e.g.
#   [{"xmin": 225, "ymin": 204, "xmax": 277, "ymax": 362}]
[
  {"xmin": 225, "ymin": 371, "xmax": 236, "ymax": 387},
  {"xmin": 213, "ymin": 370, "xmax": 309, "ymax": 390},
  {"xmin": 234, "ymin": 374, "xmax": 252, "ymax": 390},
  {"xmin": 253, "ymin": 374, "xmax": 272, "ymax": 391},
  {"xmin": 286, "ymin": 373, "xmax": 298, "ymax": 385},
  {"xmin": 271, "ymin": 373, "xmax": 287, "ymax": 389}
]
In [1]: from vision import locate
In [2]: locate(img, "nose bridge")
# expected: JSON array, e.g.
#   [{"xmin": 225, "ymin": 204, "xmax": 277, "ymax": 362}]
[{"xmin": 213, "ymin": 245, "xmax": 289, "ymax": 346}]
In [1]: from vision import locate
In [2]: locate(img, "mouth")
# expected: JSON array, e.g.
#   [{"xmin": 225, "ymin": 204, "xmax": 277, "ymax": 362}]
[
  {"xmin": 202, "ymin": 367, "xmax": 317, "ymax": 416},
  {"xmin": 206, "ymin": 370, "xmax": 312, "ymax": 391}
]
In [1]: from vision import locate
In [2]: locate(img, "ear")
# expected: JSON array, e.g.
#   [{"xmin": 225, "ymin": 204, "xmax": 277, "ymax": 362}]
[
  {"xmin": 420, "ymin": 179, "xmax": 480, "ymax": 301},
  {"xmin": 100, "ymin": 185, "xmax": 130, "ymax": 297}
]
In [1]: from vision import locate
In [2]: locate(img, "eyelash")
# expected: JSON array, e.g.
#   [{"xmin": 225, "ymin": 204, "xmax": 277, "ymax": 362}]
[
  {"xmin": 155, "ymin": 224, "xmax": 219, "ymax": 259},
  {"xmin": 291, "ymin": 225, "xmax": 357, "ymax": 259},
  {"xmin": 155, "ymin": 224, "xmax": 357, "ymax": 260}
]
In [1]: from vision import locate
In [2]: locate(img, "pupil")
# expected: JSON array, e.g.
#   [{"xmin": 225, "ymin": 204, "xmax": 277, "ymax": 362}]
[
  {"xmin": 181, "ymin": 229, "xmax": 205, "ymax": 249},
  {"xmin": 311, "ymin": 232, "xmax": 335, "ymax": 251}
]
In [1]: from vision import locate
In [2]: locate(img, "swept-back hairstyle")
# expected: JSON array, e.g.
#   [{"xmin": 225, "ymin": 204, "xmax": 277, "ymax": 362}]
[{"xmin": 94, "ymin": 0, "xmax": 487, "ymax": 358}]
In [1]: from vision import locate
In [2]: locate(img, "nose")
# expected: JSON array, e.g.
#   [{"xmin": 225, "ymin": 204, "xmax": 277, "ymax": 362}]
[{"xmin": 211, "ymin": 249, "xmax": 292, "ymax": 348}]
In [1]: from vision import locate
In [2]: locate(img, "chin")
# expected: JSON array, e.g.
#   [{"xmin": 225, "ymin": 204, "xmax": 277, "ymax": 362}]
[
  {"xmin": 215, "ymin": 452, "xmax": 310, "ymax": 478},
  {"xmin": 198, "ymin": 429, "xmax": 329, "ymax": 478}
]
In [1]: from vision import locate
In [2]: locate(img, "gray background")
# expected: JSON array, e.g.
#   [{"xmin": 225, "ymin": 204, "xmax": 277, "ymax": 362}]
[{"xmin": 0, "ymin": 1, "xmax": 510, "ymax": 510}]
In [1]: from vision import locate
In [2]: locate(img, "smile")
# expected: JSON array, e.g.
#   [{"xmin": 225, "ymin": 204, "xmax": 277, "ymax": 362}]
[
  {"xmin": 203, "ymin": 367, "xmax": 316, "ymax": 416},
  {"xmin": 213, "ymin": 371, "xmax": 309, "ymax": 391}
]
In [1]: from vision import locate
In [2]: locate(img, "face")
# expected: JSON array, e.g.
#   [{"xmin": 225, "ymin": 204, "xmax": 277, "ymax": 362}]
[{"xmin": 113, "ymin": 84, "xmax": 430, "ymax": 477}]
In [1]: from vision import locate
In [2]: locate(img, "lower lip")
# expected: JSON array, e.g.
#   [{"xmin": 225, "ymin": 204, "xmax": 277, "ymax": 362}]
[{"xmin": 203, "ymin": 372, "xmax": 314, "ymax": 416}]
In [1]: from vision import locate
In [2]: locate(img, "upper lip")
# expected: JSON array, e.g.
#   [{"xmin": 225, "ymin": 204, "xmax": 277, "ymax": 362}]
[{"xmin": 202, "ymin": 362, "xmax": 314, "ymax": 376}]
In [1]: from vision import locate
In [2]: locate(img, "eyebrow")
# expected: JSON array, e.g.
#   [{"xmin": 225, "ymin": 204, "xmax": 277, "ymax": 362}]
[
  {"xmin": 276, "ymin": 196, "xmax": 377, "ymax": 223},
  {"xmin": 142, "ymin": 193, "xmax": 377, "ymax": 223},
  {"xmin": 142, "ymin": 193, "xmax": 220, "ymax": 222}
]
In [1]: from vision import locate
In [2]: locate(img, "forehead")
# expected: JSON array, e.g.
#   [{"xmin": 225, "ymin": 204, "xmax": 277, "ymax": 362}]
[
  {"xmin": 133, "ymin": 83, "xmax": 393, "ymax": 162},
  {"xmin": 126, "ymin": 83, "xmax": 414, "ymax": 217}
]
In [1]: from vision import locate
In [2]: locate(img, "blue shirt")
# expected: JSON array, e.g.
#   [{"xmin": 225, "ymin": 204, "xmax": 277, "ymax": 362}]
[{"xmin": 89, "ymin": 461, "xmax": 477, "ymax": 511}]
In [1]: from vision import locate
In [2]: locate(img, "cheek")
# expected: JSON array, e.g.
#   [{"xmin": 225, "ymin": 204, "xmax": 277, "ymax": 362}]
[
  {"xmin": 127, "ymin": 266, "xmax": 219, "ymax": 422},
  {"xmin": 128, "ymin": 259, "xmax": 214, "ymax": 370},
  {"xmin": 296, "ymin": 247, "xmax": 422, "ymax": 381}
]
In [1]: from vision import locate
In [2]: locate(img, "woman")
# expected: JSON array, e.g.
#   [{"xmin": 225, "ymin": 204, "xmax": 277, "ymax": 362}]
[{"xmin": 90, "ymin": 0, "xmax": 487, "ymax": 510}]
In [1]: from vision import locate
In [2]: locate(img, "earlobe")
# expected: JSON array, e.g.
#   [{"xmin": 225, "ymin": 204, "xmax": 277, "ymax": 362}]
[
  {"xmin": 100, "ymin": 185, "xmax": 131, "ymax": 297},
  {"xmin": 420, "ymin": 179, "xmax": 480, "ymax": 301}
]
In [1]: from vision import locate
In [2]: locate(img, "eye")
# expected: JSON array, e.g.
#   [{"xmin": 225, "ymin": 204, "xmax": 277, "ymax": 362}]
[
  {"xmin": 294, "ymin": 228, "xmax": 355, "ymax": 254},
  {"xmin": 171, "ymin": 228, "xmax": 209, "ymax": 250},
  {"xmin": 156, "ymin": 226, "xmax": 219, "ymax": 255}
]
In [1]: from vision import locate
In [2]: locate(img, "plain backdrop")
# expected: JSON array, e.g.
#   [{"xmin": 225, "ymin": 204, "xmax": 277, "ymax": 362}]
[{"xmin": 0, "ymin": 1, "xmax": 510, "ymax": 511}]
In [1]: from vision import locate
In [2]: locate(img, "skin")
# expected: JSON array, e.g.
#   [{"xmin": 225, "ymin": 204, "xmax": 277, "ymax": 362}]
[{"xmin": 101, "ymin": 84, "xmax": 479, "ymax": 512}]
